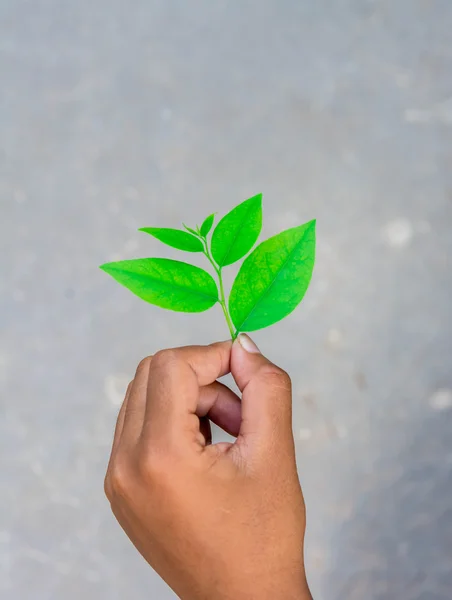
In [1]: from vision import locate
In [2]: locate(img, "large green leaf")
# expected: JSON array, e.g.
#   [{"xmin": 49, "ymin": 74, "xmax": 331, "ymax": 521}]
[
  {"xmin": 211, "ymin": 194, "xmax": 262, "ymax": 267},
  {"xmin": 100, "ymin": 258, "xmax": 218, "ymax": 312},
  {"xmin": 139, "ymin": 227, "xmax": 204, "ymax": 252},
  {"xmin": 229, "ymin": 220, "xmax": 316, "ymax": 332},
  {"xmin": 200, "ymin": 213, "xmax": 215, "ymax": 237}
]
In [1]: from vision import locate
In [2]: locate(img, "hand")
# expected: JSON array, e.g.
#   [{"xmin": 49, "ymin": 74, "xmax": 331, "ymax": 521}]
[{"xmin": 104, "ymin": 334, "xmax": 312, "ymax": 600}]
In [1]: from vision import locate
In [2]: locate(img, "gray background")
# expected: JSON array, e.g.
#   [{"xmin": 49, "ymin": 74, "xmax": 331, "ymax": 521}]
[{"xmin": 1, "ymin": 1, "xmax": 451, "ymax": 599}]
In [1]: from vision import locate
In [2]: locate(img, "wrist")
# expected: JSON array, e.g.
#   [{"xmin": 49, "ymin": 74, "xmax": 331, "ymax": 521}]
[{"xmin": 233, "ymin": 581, "xmax": 312, "ymax": 600}]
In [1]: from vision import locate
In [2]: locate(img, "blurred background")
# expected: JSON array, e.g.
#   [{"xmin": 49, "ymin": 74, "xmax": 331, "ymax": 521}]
[{"xmin": 1, "ymin": 1, "xmax": 452, "ymax": 599}]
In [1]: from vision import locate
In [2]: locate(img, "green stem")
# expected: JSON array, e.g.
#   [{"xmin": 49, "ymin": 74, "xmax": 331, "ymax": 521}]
[
  {"xmin": 217, "ymin": 267, "xmax": 236, "ymax": 339},
  {"xmin": 201, "ymin": 239, "xmax": 236, "ymax": 339}
]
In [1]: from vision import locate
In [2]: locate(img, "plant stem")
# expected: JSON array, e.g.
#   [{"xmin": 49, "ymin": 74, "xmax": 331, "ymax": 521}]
[
  {"xmin": 201, "ymin": 239, "xmax": 236, "ymax": 339},
  {"xmin": 217, "ymin": 267, "xmax": 236, "ymax": 339}
]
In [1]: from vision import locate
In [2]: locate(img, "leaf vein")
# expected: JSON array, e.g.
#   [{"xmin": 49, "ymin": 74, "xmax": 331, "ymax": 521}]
[
  {"xmin": 220, "ymin": 201, "xmax": 257, "ymax": 265},
  {"xmin": 236, "ymin": 229, "xmax": 313, "ymax": 331}
]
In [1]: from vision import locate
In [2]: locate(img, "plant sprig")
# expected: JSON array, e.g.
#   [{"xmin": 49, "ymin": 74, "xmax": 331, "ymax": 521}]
[{"xmin": 100, "ymin": 194, "xmax": 316, "ymax": 339}]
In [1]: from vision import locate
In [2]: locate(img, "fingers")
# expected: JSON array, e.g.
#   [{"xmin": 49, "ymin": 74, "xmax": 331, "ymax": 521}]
[
  {"xmin": 120, "ymin": 356, "xmax": 153, "ymax": 446},
  {"xmin": 142, "ymin": 341, "xmax": 232, "ymax": 440},
  {"xmin": 105, "ymin": 380, "xmax": 132, "ymax": 500},
  {"xmin": 230, "ymin": 334, "xmax": 293, "ymax": 450},
  {"xmin": 155, "ymin": 341, "xmax": 232, "ymax": 386},
  {"xmin": 199, "ymin": 417, "xmax": 212, "ymax": 446},
  {"xmin": 106, "ymin": 336, "xmax": 293, "ymax": 496},
  {"xmin": 106, "ymin": 341, "xmax": 234, "ymax": 501},
  {"xmin": 112, "ymin": 381, "xmax": 133, "ymax": 454},
  {"xmin": 198, "ymin": 381, "xmax": 241, "ymax": 437}
]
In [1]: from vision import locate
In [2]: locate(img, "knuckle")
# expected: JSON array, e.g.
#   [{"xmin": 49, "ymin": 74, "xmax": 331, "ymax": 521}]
[
  {"xmin": 136, "ymin": 355, "xmax": 153, "ymax": 375},
  {"xmin": 260, "ymin": 364, "xmax": 292, "ymax": 391},
  {"xmin": 151, "ymin": 349, "xmax": 178, "ymax": 370},
  {"xmin": 109, "ymin": 459, "xmax": 131, "ymax": 498},
  {"xmin": 137, "ymin": 447, "xmax": 168, "ymax": 481},
  {"xmin": 104, "ymin": 472, "xmax": 113, "ymax": 501}
]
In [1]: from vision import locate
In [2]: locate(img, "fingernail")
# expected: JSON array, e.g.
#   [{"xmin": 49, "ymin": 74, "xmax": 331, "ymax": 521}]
[{"xmin": 237, "ymin": 333, "xmax": 260, "ymax": 354}]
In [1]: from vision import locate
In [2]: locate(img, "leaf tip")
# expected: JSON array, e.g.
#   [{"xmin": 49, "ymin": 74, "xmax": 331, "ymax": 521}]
[
  {"xmin": 99, "ymin": 261, "xmax": 119, "ymax": 275},
  {"xmin": 250, "ymin": 192, "xmax": 263, "ymax": 205},
  {"xmin": 183, "ymin": 223, "xmax": 198, "ymax": 235}
]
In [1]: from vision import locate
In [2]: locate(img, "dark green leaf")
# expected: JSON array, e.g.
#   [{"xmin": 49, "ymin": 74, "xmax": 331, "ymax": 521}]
[
  {"xmin": 139, "ymin": 227, "xmax": 203, "ymax": 252},
  {"xmin": 211, "ymin": 194, "xmax": 262, "ymax": 267},
  {"xmin": 200, "ymin": 213, "xmax": 215, "ymax": 237},
  {"xmin": 229, "ymin": 220, "xmax": 316, "ymax": 332},
  {"xmin": 100, "ymin": 258, "xmax": 218, "ymax": 312}
]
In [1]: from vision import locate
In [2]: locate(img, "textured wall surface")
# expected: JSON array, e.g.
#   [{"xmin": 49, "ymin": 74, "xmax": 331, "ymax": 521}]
[{"xmin": 1, "ymin": 1, "xmax": 452, "ymax": 599}]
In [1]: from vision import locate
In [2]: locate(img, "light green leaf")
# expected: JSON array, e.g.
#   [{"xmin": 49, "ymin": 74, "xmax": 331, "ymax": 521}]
[
  {"xmin": 139, "ymin": 227, "xmax": 203, "ymax": 252},
  {"xmin": 200, "ymin": 213, "xmax": 215, "ymax": 237},
  {"xmin": 211, "ymin": 194, "xmax": 262, "ymax": 267},
  {"xmin": 100, "ymin": 258, "xmax": 218, "ymax": 312},
  {"xmin": 229, "ymin": 220, "xmax": 316, "ymax": 332}
]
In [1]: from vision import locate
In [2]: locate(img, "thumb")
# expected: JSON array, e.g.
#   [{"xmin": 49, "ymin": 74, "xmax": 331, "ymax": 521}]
[{"xmin": 231, "ymin": 334, "xmax": 294, "ymax": 453}]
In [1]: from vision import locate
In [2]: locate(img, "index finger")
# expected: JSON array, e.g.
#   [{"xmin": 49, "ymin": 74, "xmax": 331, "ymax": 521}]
[{"xmin": 142, "ymin": 340, "xmax": 232, "ymax": 441}]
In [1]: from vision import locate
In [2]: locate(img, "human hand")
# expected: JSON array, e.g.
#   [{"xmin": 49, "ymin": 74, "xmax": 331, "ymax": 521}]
[{"xmin": 104, "ymin": 335, "xmax": 312, "ymax": 600}]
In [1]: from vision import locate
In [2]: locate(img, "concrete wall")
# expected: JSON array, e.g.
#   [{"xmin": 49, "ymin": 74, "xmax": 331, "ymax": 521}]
[{"xmin": 1, "ymin": 1, "xmax": 451, "ymax": 598}]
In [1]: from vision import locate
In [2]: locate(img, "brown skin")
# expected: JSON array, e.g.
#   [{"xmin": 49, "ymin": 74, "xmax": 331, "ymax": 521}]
[{"xmin": 104, "ymin": 334, "xmax": 312, "ymax": 600}]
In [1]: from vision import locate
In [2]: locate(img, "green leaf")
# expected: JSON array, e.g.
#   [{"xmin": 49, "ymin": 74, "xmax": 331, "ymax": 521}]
[
  {"xmin": 211, "ymin": 194, "xmax": 262, "ymax": 267},
  {"xmin": 200, "ymin": 213, "xmax": 215, "ymax": 237},
  {"xmin": 183, "ymin": 223, "xmax": 199, "ymax": 236},
  {"xmin": 229, "ymin": 220, "xmax": 316, "ymax": 332},
  {"xmin": 100, "ymin": 258, "xmax": 218, "ymax": 312},
  {"xmin": 139, "ymin": 227, "xmax": 203, "ymax": 252}
]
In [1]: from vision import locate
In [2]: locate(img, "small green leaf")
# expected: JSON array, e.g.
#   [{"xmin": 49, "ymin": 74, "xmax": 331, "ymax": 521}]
[
  {"xmin": 100, "ymin": 258, "xmax": 218, "ymax": 312},
  {"xmin": 200, "ymin": 213, "xmax": 215, "ymax": 237},
  {"xmin": 211, "ymin": 194, "xmax": 262, "ymax": 267},
  {"xmin": 229, "ymin": 220, "xmax": 316, "ymax": 332},
  {"xmin": 139, "ymin": 227, "xmax": 203, "ymax": 252},
  {"xmin": 183, "ymin": 223, "xmax": 199, "ymax": 236}
]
